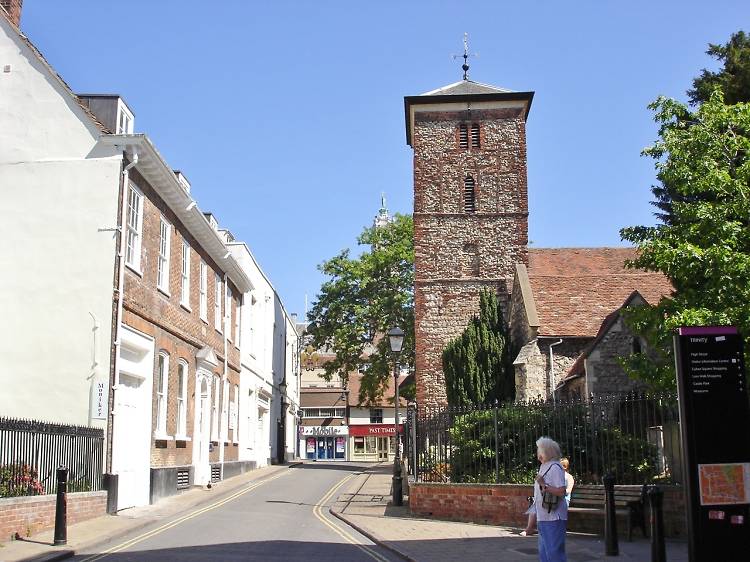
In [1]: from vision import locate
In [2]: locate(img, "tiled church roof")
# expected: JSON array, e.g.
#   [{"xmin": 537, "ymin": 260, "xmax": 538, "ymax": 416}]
[{"xmin": 527, "ymin": 248, "xmax": 673, "ymax": 338}]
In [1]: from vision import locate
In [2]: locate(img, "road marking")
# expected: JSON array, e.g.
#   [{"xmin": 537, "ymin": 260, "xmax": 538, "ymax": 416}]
[
  {"xmin": 79, "ymin": 470, "xmax": 289, "ymax": 562},
  {"xmin": 312, "ymin": 472, "xmax": 390, "ymax": 562}
]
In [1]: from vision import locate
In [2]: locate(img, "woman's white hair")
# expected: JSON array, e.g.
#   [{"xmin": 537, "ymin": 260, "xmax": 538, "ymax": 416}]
[{"xmin": 536, "ymin": 436, "xmax": 562, "ymax": 462}]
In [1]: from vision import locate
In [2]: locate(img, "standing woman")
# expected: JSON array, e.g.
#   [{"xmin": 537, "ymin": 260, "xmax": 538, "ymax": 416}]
[{"xmin": 533, "ymin": 437, "xmax": 568, "ymax": 562}]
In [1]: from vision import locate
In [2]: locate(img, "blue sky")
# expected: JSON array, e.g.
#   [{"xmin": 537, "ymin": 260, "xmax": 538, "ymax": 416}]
[{"xmin": 21, "ymin": 1, "xmax": 749, "ymax": 317}]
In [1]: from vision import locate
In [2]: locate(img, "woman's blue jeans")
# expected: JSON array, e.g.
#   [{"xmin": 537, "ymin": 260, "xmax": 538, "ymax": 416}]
[{"xmin": 538, "ymin": 519, "xmax": 567, "ymax": 562}]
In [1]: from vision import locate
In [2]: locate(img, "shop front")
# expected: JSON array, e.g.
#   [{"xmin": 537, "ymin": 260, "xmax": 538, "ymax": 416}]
[
  {"xmin": 299, "ymin": 425, "xmax": 348, "ymax": 461},
  {"xmin": 349, "ymin": 424, "xmax": 404, "ymax": 462}
]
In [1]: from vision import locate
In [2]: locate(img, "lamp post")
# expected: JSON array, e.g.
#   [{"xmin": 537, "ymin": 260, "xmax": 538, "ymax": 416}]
[
  {"xmin": 388, "ymin": 326, "xmax": 404, "ymax": 506},
  {"xmin": 277, "ymin": 379, "xmax": 287, "ymax": 464}
]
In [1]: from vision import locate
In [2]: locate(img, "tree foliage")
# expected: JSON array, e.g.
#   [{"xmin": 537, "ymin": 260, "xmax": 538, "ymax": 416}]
[
  {"xmin": 654, "ymin": 31, "xmax": 750, "ymax": 225},
  {"xmin": 689, "ymin": 31, "xmax": 750, "ymax": 105},
  {"xmin": 306, "ymin": 214, "xmax": 414, "ymax": 404},
  {"xmin": 442, "ymin": 289, "xmax": 514, "ymax": 406},
  {"xmin": 620, "ymin": 91, "xmax": 750, "ymax": 389}
]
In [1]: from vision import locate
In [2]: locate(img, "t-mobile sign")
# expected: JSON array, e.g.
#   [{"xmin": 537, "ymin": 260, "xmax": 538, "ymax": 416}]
[{"xmin": 674, "ymin": 326, "xmax": 750, "ymax": 560}]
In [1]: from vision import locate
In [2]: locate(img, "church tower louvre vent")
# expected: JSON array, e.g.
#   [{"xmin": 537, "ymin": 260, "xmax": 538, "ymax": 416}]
[
  {"xmin": 471, "ymin": 123, "xmax": 480, "ymax": 148},
  {"xmin": 459, "ymin": 124, "xmax": 468, "ymax": 148},
  {"xmin": 463, "ymin": 175, "xmax": 476, "ymax": 213}
]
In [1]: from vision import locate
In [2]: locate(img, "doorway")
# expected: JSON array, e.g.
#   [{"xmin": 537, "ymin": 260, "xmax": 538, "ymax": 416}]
[
  {"xmin": 377, "ymin": 437, "xmax": 389, "ymax": 460},
  {"xmin": 193, "ymin": 376, "xmax": 211, "ymax": 486}
]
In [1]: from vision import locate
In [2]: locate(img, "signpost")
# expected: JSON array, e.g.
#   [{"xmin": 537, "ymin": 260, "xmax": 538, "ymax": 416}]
[{"xmin": 674, "ymin": 326, "xmax": 750, "ymax": 560}]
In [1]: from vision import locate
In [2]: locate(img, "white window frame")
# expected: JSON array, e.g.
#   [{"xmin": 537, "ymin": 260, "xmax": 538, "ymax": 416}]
[
  {"xmin": 125, "ymin": 183, "xmax": 143, "ymax": 272},
  {"xmin": 214, "ymin": 273, "xmax": 222, "ymax": 332},
  {"xmin": 180, "ymin": 240, "xmax": 191, "ymax": 309},
  {"xmin": 156, "ymin": 352, "xmax": 169, "ymax": 437},
  {"xmin": 233, "ymin": 384, "xmax": 239, "ymax": 443},
  {"xmin": 157, "ymin": 217, "xmax": 171, "ymax": 294},
  {"xmin": 116, "ymin": 101, "xmax": 134, "ymax": 134},
  {"xmin": 199, "ymin": 260, "xmax": 208, "ymax": 322},
  {"xmin": 211, "ymin": 376, "xmax": 219, "ymax": 442},
  {"xmin": 226, "ymin": 286, "xmax": 233, "ymax": 342},
  {"xmin": 234, "ymin": 296, "xmax": 241, "ymax": 350},
  {"xmin": 176, "ymin": 361, "xmax": 188, "ymax": 437},
  {"xmin": 222, "ymin": 380, "xmax": 229, "ymax": 443}
]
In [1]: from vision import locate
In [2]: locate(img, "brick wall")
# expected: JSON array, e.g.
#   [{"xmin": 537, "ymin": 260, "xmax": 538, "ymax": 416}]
[
  {"xmin": 409, "ymin": 482, "xmax": 687, "ymax": 538},
  {"xmin": 0, "ymin": 491, "xmax": 106, "ymax": 541},
  {"xmin": 124, "ymin": 170, "xmax": 242, "ymax": 471},
  {"xmin": 412, "ymin": 105, "xmax": 529, "ymax": 408}
]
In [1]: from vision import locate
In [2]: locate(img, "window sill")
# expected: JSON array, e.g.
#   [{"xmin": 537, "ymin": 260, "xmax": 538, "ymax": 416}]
[
  {"xmin": 125, "ymin": 263, "xmax": 143, "ymax": 277},
  {"xmin": 180, "ymin": 302, "xmax": 192, "ymax": 313},
  {"xmin": 157, "ymin": 287, "xmax": 171, "ymax": 298},
  {"xmin": 201, "ymin": 316, "xmax": 208, "ymax": 324},
  {"xmin": 175, "ymin": 435, "xmax": 192, "ymax": 441},
  {"xmin": 154, "ymin": 433, "xmax": 173, "ymax": 441}
]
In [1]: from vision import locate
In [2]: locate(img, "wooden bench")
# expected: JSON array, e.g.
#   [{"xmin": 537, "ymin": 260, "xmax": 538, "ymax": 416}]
[{"xmin": 568, "ymin": 485, "xmax": 647, "ymax": 541}]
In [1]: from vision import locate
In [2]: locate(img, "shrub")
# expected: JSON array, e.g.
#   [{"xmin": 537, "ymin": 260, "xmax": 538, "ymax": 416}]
[{"xmin": 0, "ymin": 464, "xmax": 44, "ymax": 497}]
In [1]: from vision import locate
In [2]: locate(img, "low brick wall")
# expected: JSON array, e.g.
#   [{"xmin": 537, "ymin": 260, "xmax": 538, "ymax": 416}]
[
  {"xmin": 409, "ymin": 482, "xmax": 687, "ymax": 538},
  {"xmin": 0, "ymin": 491, "xmax": 107, "ymax": 541}
]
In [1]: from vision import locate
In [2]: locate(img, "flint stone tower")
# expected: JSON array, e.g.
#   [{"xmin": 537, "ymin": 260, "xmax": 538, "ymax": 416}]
[{"xmin": 404, "ymin": 79, "xmax": 534, "ymax": 407}]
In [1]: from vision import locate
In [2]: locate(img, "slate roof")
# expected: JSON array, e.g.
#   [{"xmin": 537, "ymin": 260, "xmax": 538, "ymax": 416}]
[
  {"xmin": 300, "ymin": 388, "xmax": 348, "ymax": 408},
  {"xmin": 527, "ymin": 248, "xmax": 673, "ymax": 338},
  {"xmin": 420, "ymin": 79, "xmax": 515, "ymax": 96}
]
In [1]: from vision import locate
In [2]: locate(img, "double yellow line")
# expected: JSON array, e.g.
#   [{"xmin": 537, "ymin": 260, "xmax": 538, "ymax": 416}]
[
  {"xmin": 311, "ymin": 472, "xmax": 390, "ymax": 562},
  {"xmin": 80, "ymin": 470, "xmax": 288, "ymax": 562}
]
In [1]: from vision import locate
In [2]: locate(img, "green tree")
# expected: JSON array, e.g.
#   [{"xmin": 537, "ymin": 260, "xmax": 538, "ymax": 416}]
[
  {"xmin": 442, "ymin": 289, "xmax": 513, "ymax": 406},
  {"xmin": 307, "ymin": 214, "xmax": 414, "ymax": 403},
  {"xmin": 689, "ymin": 31, "xmax": 750, "ymax": 105},
  {"xmin": 620, "ymin": 91, "xmax": 750, "ymax": 389},
  {"xmin": 654, "ymin": 31, "xmax": 750, "ymax": 225}
]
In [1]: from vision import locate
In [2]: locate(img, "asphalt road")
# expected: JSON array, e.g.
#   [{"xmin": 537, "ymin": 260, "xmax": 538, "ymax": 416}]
[{"xmin": 72, "ymin": 462, "xmax": 400, "ymax": 562}]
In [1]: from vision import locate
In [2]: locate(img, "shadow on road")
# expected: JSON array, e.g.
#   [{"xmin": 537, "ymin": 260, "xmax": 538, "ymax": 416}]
[{"xmin": 288, "ymin": 461, "xmax": 377, "ymax": 472}]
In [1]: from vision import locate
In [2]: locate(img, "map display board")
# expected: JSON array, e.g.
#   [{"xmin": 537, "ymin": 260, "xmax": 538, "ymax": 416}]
[{"xmin": 675, "ymin": 327, "xmax": 750, "ymax": 560}]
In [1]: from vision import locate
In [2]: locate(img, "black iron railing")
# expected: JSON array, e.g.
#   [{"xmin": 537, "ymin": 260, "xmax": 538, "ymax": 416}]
[
  {"xmin": 404, "ymin": 393, "xmax": 682, "ymax": 485},
  {"xmin": 0, "ymin": 417, "xmax": 104, "ymax": 497}
]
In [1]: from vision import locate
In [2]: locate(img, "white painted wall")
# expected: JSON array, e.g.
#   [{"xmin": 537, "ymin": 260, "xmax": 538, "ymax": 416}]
[
  {"xmin": 349, "ymin": 407, "xmax": 405, "ymax": 425},
  {"xmin": 0, "ymin": 19, "xmax": 121, "ymax": 427}
]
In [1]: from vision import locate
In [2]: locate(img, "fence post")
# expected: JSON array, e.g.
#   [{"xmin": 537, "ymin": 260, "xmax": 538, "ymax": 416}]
[
  {"xmin": 603, "ymin": 473, "xmax": 619, "ymax": 556},
  {"xmin": 647, "ymin": 485, "xmax": 666, "ymax": 562},
  {"xmin": 493, "ymin": 399, "xmax": 499, "ymax": 484},
  {"xmin": 53, "ymin": 466, "xmax": 68, "ymax": 546}
]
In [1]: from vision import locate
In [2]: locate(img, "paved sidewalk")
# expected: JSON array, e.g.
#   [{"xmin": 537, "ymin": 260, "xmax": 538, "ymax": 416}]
[
  {"xmin": 0, "ymin": 463, "xmax": 299, "ymax": 562},
  {"xmin": 331, "ymin": 465, "xmax": 689, "ymax": 562}
]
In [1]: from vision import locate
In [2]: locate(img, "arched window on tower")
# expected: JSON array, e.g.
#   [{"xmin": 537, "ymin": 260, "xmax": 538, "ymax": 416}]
[
  {"xmin": 463, "ymin": 174, "xmax": 476, "ymax": 213},
  {"xmin": 471, "ymin": 123, "xmax": 480, "ymax": 148},
  {"xmin": 459, "ymin": 124, "xmax": 468, "ymax": 149}
]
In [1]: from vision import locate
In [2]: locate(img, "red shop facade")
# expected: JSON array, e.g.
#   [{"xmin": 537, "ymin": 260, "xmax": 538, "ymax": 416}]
[{"xmin": 348, "ymin": 424, "xmax": 404, "ymax": 462}]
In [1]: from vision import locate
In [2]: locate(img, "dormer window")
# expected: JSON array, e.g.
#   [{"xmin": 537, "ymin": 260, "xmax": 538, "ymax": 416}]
[
  {"xmin": 116, "ymin": 102, "xmax": 134, "ymax": 134},
  {"xmin": 463, "ymin": 174, "xmax": 476, "ymax": 213},
  {"xmin": 459, "ymin": 124, "xmax": 468, "ymax": 149},
  {"xmin": 471, "ymin": 123, "xmax": 480, "ymax": 148}
]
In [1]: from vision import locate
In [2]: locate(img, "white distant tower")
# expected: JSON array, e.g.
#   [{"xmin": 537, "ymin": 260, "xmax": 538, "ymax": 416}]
[{"xmin": 373, "ymin": 192, "xmax": 393, "ymax": 229}]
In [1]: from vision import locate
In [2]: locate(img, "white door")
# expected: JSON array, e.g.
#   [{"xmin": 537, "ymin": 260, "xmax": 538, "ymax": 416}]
[
  {"xmin": 113, "ymin": 373, "xmax": 150, "ymax": 510},
  {"xmin": 193, "ymin": 376, "xmax": 211, "ymax": 485}
]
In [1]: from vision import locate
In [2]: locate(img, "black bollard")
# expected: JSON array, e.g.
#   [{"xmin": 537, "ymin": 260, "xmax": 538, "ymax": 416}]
[
  {"xmin": 53, "ymin": 467, "xmax": 68, "ymax": 546},
  {"xmin": 647, "ymin": 486, "xmax": 666, "ymax": 562},
  {"xmin": 392, "ymin": 456, "xmax": 403, "ymax": 506},
  {"xmin": 603, "ymin": 473, "xmax": 619, "ymax": 556}
]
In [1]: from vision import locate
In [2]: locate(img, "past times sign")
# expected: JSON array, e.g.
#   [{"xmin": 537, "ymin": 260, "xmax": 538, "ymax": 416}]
[
  {"xmin": 349, "ymin": 424, "xmax": 404, "ymax": 436},
  {"xmin": 300, "ymin": 425, "xmax": 348, "ymax": 437},
  {"xmin": 674, "ymin": 326, "xmax": 750, "ymax": 561}
]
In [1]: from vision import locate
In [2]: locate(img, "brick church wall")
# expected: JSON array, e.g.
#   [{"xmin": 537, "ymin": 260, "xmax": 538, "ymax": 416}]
[{"xmin": 412, "ymin": 105, "xmax": 529, "ymax": 407}]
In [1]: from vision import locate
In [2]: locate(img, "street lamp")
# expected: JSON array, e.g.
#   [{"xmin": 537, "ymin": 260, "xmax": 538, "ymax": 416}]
[{"xmin": 387, "ymin": 326, "xmax": 404, "ymax": 506}]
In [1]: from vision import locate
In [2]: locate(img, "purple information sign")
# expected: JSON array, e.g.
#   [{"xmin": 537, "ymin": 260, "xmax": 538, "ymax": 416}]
[{"xmin": 678, "ymin": 326, "xmax": 738, "ymax": 336}]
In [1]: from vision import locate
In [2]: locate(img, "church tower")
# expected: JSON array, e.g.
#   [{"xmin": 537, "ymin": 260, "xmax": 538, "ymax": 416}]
[{"xmin": 405, "ymin": 75, "xmax": 534, "ymax": 407}]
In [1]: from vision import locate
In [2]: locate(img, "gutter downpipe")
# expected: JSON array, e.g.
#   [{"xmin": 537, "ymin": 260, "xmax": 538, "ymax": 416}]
[
  {"xmin": 110, "ymin": 151, "xmax": 137, "ymax": 473},
  {"xmin": 220, "ymin": 273, "xmax": 229, "ymax": 477},
  {"xmin": 548, "ymin": 338, "xmax": 563, "ymax": 406}
]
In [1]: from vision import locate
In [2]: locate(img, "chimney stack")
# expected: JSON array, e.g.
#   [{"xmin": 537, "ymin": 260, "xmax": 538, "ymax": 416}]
[{"xmin": 0, "ymin": 0, "xmax": 23, "ymax": 27}]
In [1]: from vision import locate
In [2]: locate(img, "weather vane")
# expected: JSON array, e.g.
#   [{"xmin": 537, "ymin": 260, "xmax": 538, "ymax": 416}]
[{"xmin": 452, "ymin": 32, "xmax": 479, "ymax": 80}]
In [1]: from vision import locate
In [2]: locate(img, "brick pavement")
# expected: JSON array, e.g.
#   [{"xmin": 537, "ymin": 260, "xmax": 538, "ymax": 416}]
[{"xmin": 331, "ymin": 464, "xmax": 689, "ymax": 562}]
